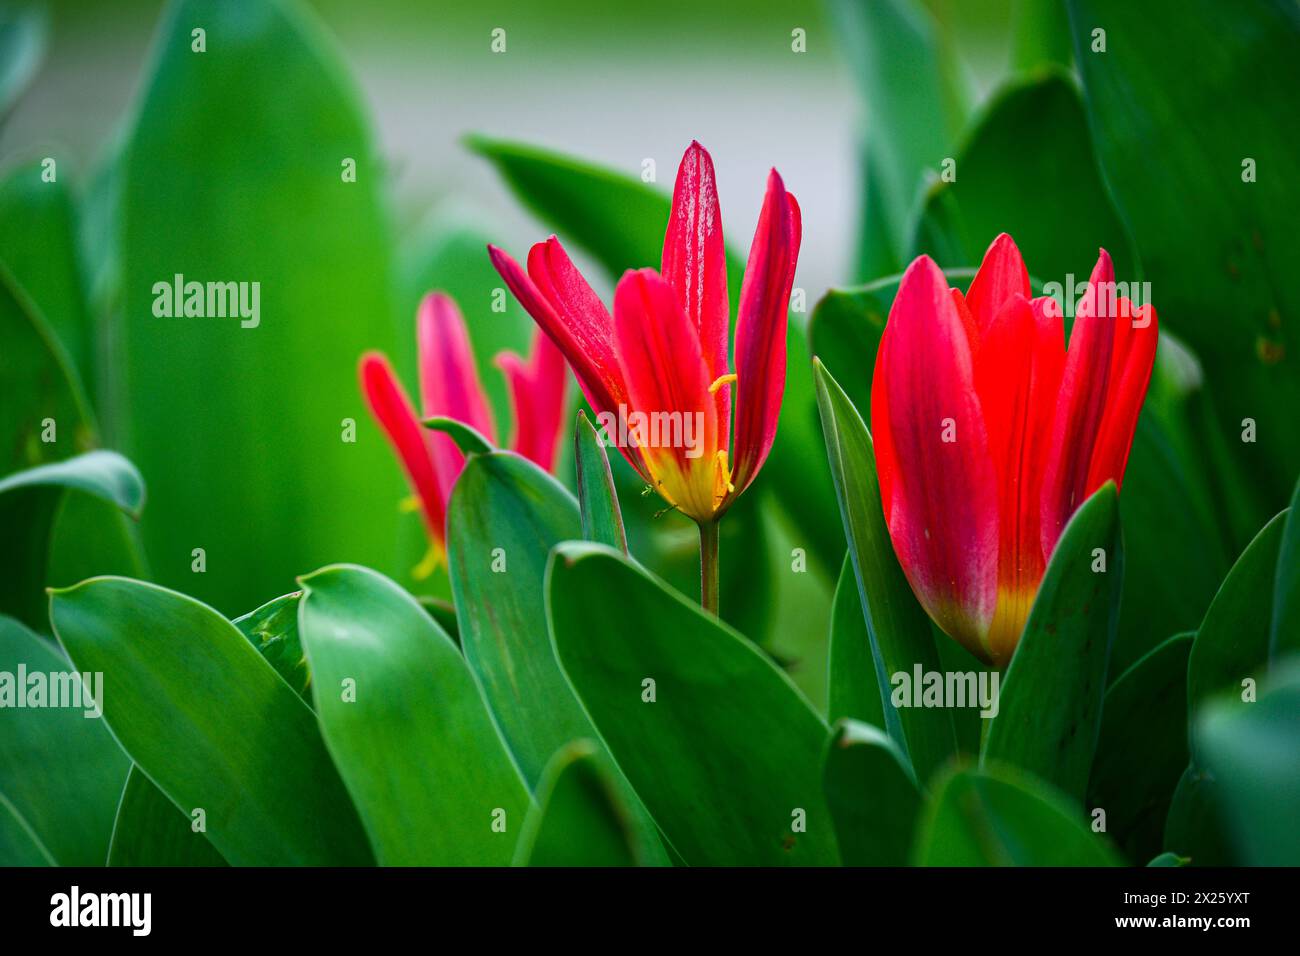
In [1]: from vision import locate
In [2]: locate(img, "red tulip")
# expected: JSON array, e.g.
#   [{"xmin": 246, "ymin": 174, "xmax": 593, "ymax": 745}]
[
  {"xmin": 872, "ymin": 234, "xmax": 1158, "ymax": 666},
  {"xmin": 360, "ymin": 291, "xmax": 567, "ymax": 576},
  {"xmin": 487, "ymin": 141, "xmax": 801, "ymax": 526}
]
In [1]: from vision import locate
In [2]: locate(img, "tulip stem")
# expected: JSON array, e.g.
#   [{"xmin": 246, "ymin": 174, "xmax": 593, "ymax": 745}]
[{"xmin": 698, "ymin": 519, "xmax": 721, "ymax": 615}]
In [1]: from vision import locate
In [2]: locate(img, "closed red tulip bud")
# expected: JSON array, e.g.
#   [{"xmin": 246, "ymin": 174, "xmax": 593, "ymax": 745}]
[{"xmin": 872, "ymin": 234, "xmax": 1158, "ymax": 666}]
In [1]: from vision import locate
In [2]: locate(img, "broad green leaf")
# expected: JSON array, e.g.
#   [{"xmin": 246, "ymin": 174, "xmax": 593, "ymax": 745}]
[
  {"xmin": 983, "ymin": 484, "xmax": 1123, "ymax": 802},
  {"xmin": 0, "ymin": 162, "xmax": 93, "ymax": 391},
  {"xmin": 827, "ymin": 556, "xmax": 884, "ymax": 728},
  {"xmin": 0, "ymin": 262, "xmax": 94, "ymax": 475},
  {"xmin": 812, "ymin": 359, "xmax": 956, "ymax": 784},
  {"xmin": 914, "ymin": 764, "xmax": 1121, "ymax": 866},
  {"xmin": 1010, "ymin": 0, "xmax": 1073, "ymax": 71},
  {"xmin": 0, "ymin": 7, "xmax": 44, "ymax": 119},
  {"xmin": 447, "ymin": 451, "xmax": 592, "ymax": 785},
  {"xmin": 0, "ymin": 615, "xmax": 128, "ymax": 866},
  {"xmin": 0, "ymin": 795, "xmax": 53, "ymax": 866},
  {"xmin": 232, "ymin": 591, "xmax": 309, "ymax": 699},
  {"xmin": 49, "ymin": 577, "xmax": 372, "ymax": 866},
  {"xmin": 549, "ymin": 542, "xmax": 839, "ymax": 865},
  {"xmin": 912, "ymin": 70, "xmax": 1135, "ymax": 281},
  {"xmin": 107, "ymin": 766, "xmax": 227, "ymax": 867},
  {"xmin": 823, "ymin": 720, "xmax": 920, "ymax": 866},
  {"xmin": 1070, "ymin": 0, "xmax": 1300, "ymax": 514},
  {"xmin": 0, "ymin": 451, "xmax": 146, "ymax": 629},
  {"xmin": 116, "ymin": 0, "xmax": 401, "ymax": 615},
  {"xmin": 1187, "ymin": 511, "xmax": 1286, "ymax": 722},
  {"xmin": 1163, "ymin": 764, "xmax": 1235, "ymax": 867},
  {"xmin": 1195, "ymin": 663, "xmax": 1300, "ymax": 866},
  {"xmin": 298, "ymin": 564, "xmax": 529, "ymax": 865},
  {"xmin": 445, "ymin": 452, "xmax": 668, "ymax": 863},
  {"xmin": 1272, "ymin": 476, "xmax": 1300, "ymax": 658},
  {"xmin": 575, "ymin": 411, "xmax": 627, "ymax": 553},
  {"xmin": 828, "ymin": 0, "xmax": 968, "ymax": 280},
  {"xmin": 1087, "ymin": 633, "xmax": 1192, "ymax": 863},
  {"xmin": 1146, "ymin": 852, "xmax": 1188, "ymax": 867},
  {"xmin": 514, "ymin": 741, "xmax": 640, "ymax": 867}
]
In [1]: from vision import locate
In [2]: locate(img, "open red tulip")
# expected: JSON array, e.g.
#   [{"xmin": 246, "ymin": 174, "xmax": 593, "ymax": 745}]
[
  {"xmin": 487, "ymin": 141, "xmax": 801, "ymax": 528},
  {"xmin": 872, "ymin": 234, "xmax": 1158, "ymax": 667},
  {"xmin": 359, "ymin": 291, "xmax": 567, "ymax": 576}
]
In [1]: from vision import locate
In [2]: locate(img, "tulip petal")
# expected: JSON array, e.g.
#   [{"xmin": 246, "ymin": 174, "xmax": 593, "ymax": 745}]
[
  {"xmin": 1085, "ymin": 300, "xmax": 1159, "ymax": 494},
  {"xmin": 1040, "ymin": 249, "xmax": 1118, "ymax": 555},
  {"xmin": 662, "ymin": 141, "xmax": 730, "ymax": 446},
  {"xmin": 731, "ymin": 170, "xmax": 801, "ymax": 495},
  {"xmin": 359, "ymin": 352, "xmax": 448, "ymax": 546},
  {"xmin": 497, "ymin": 327, "xmax": 569, "ymax": 473},
  {"xmin": 965, "ymin": 233, "xmax": 1032, "ymax": 334},
  {"xmin": 487, "ymin": 240, "xmax": 625, "ymax": 418},
  {"xmin": 613, "ymin": 268, "xmax": 719, "ymax": 521},
  {"xmin": 974, "ymin": 294, "xmax": 1065, "ymax": 664},
  {"xmin": 872, "ymin": 256, "xmax": 999, "ymax": 659},
  {"xmin": 417, "ymin": 292, "xmax": 497, "ymax": 445}
]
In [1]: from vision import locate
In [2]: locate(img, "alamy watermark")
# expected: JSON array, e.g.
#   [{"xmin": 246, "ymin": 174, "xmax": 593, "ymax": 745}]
[
  {"xmin": 0, "ymin": 665, "xmax": 103, "ymax": 718},
  {"xmin": 891, "ymin": 665, "xmax": 1000, "ymax": 719},
  {"xmin": 152, "ymin": 273, "xmax": 260, "ymax": 328},
  {"xmin": 1040, "ymin": 275, "xmax": 1152, "ymax": 326},
  {"xmin": 595, "ymin": 404, "xmax": 705, "ymax": 459}
]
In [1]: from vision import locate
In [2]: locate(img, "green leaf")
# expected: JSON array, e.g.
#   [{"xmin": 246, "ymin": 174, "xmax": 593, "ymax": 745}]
[
  {"xmin": 446, "ymin": 452, "xmax": 592, "ymax": 785},
  {"xmin": 574, "ymin": 411, "xmax": 627, "ymax": 553},
  {"xmin": 912, "ymin": 70, "xmax": 1135, "ymax": 281},
  {"xmin": 827, "ymin": 0, "xmax": 968, "ymax": 280},
  {"xmin": 548, "ymin": 542, "xmax": 839, "ymax": 866},
  {"xmin": 0, "ymin": 451, "xmax": 147, "ymax": 629},
  {"xmin": 514, "ymin": 741, "xmax": 640, "ymax": 867},
  {"xmin": 0, "ymin": 449, "xmax": 144, "ymax": 514},
  {"xmin": 1010, "ymin": 0, "xmax": 1074, "ymax": 72},
  {"xmin": 445, "ymin": 452, "xmax": 668, "ymax": 863},
  {"xmin": 297, "ymin": 564, "xmax": 529, "ymax": 865},
  {"xmin": 1195, "ymin": 663, "xmax": 1300, "ymax": 866},
  {"xmin": 0, "ymin": 161, "xmax": 94, "ymax": 392},
  {"xmin": 1146, "ymin": 851, "xmax": 1188, "ymax": 867},
  {"xmin": 827, "ymin": 556, "xmax": 884, "ymax": 728},
  {"xmin": 812, "ymin": 359, "xmax": 956, "ymax": 784},
  {"xmin": 0, "ymin": 261, "xmax": 95, "ymax": 476},
  {"xmin": 232, "ymin": 591, "xmax": 310, "ymax": 699},
  {"xmin": 1163, "ymin": 764, "xmax": 1235, "ymax": 866},
  {"xmin": 982, "ymin": 484, "xmax": 1123, "ymax": 802},
  {"xmin": 1069, "ymin": 0, "xmax": 1300, "ymax": 513},
  {"xmin": 48, "ymin": 576, "xmax": 372, "ymax": 866},
  {"xmin": 1272, "ymin": 476, "xmax": 1300, "ymax": 658},
  {"xmin": 1087, "ymin": 633, "xmax": 1192, "ymax": 863},
  {"xmin": 0, "ymin": 615, "xmax": 128, "ymax": 866},
  {"xmin": 115, "ymin": 0, "xmax": 401, "ymax": 615},
  {"xmin": 424, "ymin": 415, "xmax": 495, "ymax": 456},
  {"xmin": 823, "ymin": 720, "xmax": 920, "ymax": 865},
  {"xmin": 107, "ymin": 766, "xmax": 227, "ymax": 867},
  {"xmin": 914, "ymin": 764, "xmax": 1121, "ymax": 866},
  {"xmin": 0, "ymin": 6, "xmax": 45, "ymax": 119},
  {"xmin": 1187, "ymin": 511, "xmax": 1286, "ymax": 722},
  {"xmin": 0, "ymin": 795, "xmax": 54, "ymax": 866}
]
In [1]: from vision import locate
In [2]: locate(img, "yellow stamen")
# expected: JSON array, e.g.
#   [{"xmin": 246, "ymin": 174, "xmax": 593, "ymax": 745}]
[
  {"xmin": 398, "ymin": 494, "xmax": 422, "ymax": 514},
  {"xmin": 708, "ymin": 372, "xmax": 738, "ymax": 394},
  {"xmin": 715, "ymin": 449, "xmax": 735, "ymax": 495},
  {"xmin": 411, "ymin": 541, "xmax": 441, "ymax": 580}
]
